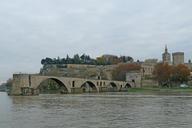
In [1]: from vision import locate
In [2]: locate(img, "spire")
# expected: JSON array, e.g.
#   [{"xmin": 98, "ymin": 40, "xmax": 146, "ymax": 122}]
[{"xmin": 165, "ymin": 45, "xmax": 168, "ymax": 53}]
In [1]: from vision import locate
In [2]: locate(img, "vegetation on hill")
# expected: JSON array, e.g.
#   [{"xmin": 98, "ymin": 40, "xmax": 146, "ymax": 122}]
[{"xmin": 41, "ymin": 54, "xmax": 133, "ymax": 65}]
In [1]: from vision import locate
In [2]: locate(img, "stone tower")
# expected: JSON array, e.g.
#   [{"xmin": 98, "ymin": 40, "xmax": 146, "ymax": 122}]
[
  {"xmin": 172, "ymin": 52, "xmax": 184, "ymax": 66},
  {"xmin": 162, "ymin": 45, "xmax": 171, "ymax": 64}
]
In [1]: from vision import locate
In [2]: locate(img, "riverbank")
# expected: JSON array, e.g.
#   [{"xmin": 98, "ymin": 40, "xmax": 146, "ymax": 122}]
[{"xmin": 128, "ymin": 87, "xmax": 192, "ymax": 95}]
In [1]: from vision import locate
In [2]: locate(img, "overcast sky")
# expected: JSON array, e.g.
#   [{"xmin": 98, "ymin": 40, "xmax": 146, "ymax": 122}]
[{"xmin": 0, "ymin": 0, "xmax": 192, "ymax": 83}]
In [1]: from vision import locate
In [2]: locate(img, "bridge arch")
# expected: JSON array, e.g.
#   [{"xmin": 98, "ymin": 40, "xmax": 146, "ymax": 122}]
[
  {"xmin": 37, "ymin": 78, "xmax": 69, "ymax": 94},
  {"xmin": 107, "ymin": 82, "xmax": 118, "ymax": 92},
  {"xmin": 81, "ymin": 81, "xmax": 98, "ymax": 93},
  {"xmin": 125, "ymin": 83, "xmax": 132, "ymax": 88}
]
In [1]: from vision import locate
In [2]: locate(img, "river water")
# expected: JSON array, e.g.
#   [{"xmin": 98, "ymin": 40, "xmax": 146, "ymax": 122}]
[{"xmin": 1, "ymin": 92, "xmax": 192, "ymax": 128}]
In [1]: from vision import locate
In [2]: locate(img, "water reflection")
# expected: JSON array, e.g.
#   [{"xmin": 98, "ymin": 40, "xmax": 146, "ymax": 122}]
[{"xmin": 1, "ymin": 92, "xmax": 192, "ymax": 128}]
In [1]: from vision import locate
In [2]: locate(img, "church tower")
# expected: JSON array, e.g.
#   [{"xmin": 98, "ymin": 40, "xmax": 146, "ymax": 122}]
[{"xmin": 162, "ymin": 45, "xmax": 171, "ymax": 64}]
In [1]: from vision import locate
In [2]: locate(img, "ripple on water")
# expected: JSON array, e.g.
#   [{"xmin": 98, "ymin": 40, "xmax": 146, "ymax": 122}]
[{"xmin": 1, "ymin": 92, "xmax": 192, "ymax": 128}]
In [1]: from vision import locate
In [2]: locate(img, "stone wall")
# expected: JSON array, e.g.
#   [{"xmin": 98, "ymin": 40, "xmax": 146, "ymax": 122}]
[
  {"xmin": 10, "ymin": 74, "xmax": 30, "ymax": 95},
  {"xmin": 126, "ymin": 71, "xmax": 142, "ymax": 88},
  {"xmin": 141, "ymin": 79, "xmax": 159, "ymax": 87},
  {"xmin": 40, "ymin": 64, "xmax": 117, "ymax": 80}
]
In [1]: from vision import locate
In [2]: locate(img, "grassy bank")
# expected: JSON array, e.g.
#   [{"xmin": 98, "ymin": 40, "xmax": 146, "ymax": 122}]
[{"xmin": 128, "ymin": 87, "xmax": 192, "ymax": 94}]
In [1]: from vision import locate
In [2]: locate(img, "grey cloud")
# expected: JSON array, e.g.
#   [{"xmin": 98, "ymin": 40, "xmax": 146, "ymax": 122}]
[{"xmin": 0, "ymin": 0, "xmax": 192, "ymax": 82}]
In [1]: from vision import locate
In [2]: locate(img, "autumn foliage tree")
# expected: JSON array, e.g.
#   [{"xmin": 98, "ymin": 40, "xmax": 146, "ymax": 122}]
[
  {"xmin": 112, "ymin": 63, "xmax": 141, "ymax": 81},
  {"xmin": 153, "ymin": 63, "xmax": 191, "ymax": 87},
  {"xmin": 153, "ymin": 63, "xmax": 172, "ymax": 86},
  {"xmin": 171, "ymin": 64, "xmax": 190, "ymax": 84}
]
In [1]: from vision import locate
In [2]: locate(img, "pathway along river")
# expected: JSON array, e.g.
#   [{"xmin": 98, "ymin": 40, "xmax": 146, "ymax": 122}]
[{"xmin": 1, "ymin": 92, "xmax": 192, "ymax": 128}]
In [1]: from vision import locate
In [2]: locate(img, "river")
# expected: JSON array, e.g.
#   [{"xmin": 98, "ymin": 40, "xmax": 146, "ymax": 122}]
[{"xmin": 1, "ymin": 92, "xmax": 192, "ymax": 128}]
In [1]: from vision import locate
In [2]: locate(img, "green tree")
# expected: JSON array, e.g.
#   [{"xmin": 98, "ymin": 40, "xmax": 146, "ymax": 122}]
[{"xmin": 73, "ymin": 54, "xmax": 80, "ymax": 64}]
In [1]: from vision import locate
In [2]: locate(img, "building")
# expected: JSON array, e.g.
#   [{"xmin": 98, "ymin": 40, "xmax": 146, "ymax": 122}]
[
  {"xmin": 101, "ymin": 54, "xmax": 119, "ymax": 64},
  {"xmin": 162, "ymin": 45, "xmax": 171, "ymax": 64},
  {"xmin": 141, "ymin": 59, "xmax": 158, "ymax": 77},
  {"xmin": 126, "ymin": 71, "xmax": 141, "ymax": 88},
  {"xmin": 172, "ymin": 52, "xmax": 184, "ymax": 66},
  {"xmin": 185, "ymin": 60, "xmax": 192, "ymax": 70}
]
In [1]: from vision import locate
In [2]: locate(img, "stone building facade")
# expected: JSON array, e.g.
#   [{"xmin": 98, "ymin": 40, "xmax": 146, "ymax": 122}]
[
  {"xmin": 101, "ymin": 54, "xmax": 119, "ymax": 64},
  {"xmin": 141, "ymin": 59, "xmax": 158, "ymax": 77},
  {"xmin": 126, "ymin": 71, "xmax": 142, "ymax": 88}
]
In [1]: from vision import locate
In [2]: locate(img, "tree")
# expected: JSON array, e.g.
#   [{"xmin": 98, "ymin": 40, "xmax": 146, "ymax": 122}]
[
  {"xmin": 172, "ymin": 64, "xmax": 190, "ymax": 84},
  {"xmin": 57, "ymin": 56, "xmax": 62, "ymax": 64},
  {"xmin": 80, "ymin": 54, "xmax": 86, "ymax": 62},
  {"xmin": 61, "ymin": 58, "xmax": 66, "ymax": 64},
  {"xmin": 119, "ymin": 56, "xmax": 134, "ymax": 63},
  {"xmin": 96, "ymin": 57, "xmax": 107, "ymax": 65},
  {"xmin": 40, "ymin": 54, "xmax": 134, "ymax": 65},
  {"xmin": 66, "ymin": 54, "xmax": 72, "ymax": 64},
  {"xmin": 112, "ymin": 63, "xmax": 141, "ymax": 81},
  {"xmin": 41, "ymin": 59, "xmax": 46, "ymax": 65},
  {"xmin": 41, "ymin": 57, "xmax": 53, "ymax": 65},
  {"xmin": 4, "ymin": 78, "xmax": 13, "ymax": 91},
  {"xmin": 73, "ymin": 54, "xmax": 80, "ymax": 64},
  {"xmin": 153, "ymin": 63, "xmax": 172, "ymax": 87}
]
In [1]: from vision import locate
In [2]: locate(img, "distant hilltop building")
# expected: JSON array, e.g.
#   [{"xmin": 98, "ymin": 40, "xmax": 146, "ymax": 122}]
[
  {"xmin": 144, "ymin": 59, "xmax": 158, "ymax": 64},
  {"xmin": 172, "ymin": 52, "xmax": 184, "ymax": 66},
  {"xmin": 185, "ymin": 60, "xmax": 192, "ymax": 70},
  {"xmin": 162, "ymin": 45, "xmax": 185, "ymax": 66},
  {"xmin": 101, "ymin": 54, "xmax": 119, "ymax": 64},
  {"xmin": 162, "ymin": 45, "xmax": 171, "ymax": 64},
  {"xmin": 141, "ymin": 46, "xmax": 189, "ymax": 78},
  {"xmin": 97, "ymin": 54, "xmax": 134, "ymax": 65}
]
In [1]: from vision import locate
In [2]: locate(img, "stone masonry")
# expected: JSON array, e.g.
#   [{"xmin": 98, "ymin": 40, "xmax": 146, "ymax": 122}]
[{"xmin": 10, "ymin": 74, "xmax": 133, "ymax": 96}]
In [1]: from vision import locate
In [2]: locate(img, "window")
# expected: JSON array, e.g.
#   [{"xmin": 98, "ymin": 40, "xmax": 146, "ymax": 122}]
[{"xmin": 72, "ymin": 81, "xmax": 75, "ymax": 87}]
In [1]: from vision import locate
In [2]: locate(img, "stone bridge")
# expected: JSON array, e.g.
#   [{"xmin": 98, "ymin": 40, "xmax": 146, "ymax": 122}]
[{"xmin": 10, "ymin": 74, "xmax": 134, "ymax": 95}]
